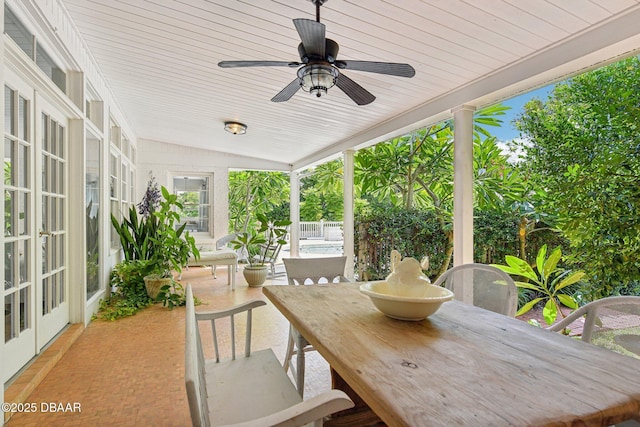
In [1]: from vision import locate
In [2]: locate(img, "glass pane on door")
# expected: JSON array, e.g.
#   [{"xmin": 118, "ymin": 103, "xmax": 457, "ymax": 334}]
[
  {"xmin": 5, "ymin": 295, "xmax": 15, "ymax": 342},
  {"xmin": 3, "ymin": 85, "xmax": 34, "ymax": 378},
  {"xmin": 40, "ymin": 114, "xmax": 67, "ymax": 314},
  {"xmin": 19, "ymin": 287, "xmax": 29, "ymax": 331},
  {"xmin": 5, "ymin": 242, "xmax": 14, "ymax": 290},
  {"xmin": 86, "ymin": 135, "xmax": 101, "ymax": 299}
]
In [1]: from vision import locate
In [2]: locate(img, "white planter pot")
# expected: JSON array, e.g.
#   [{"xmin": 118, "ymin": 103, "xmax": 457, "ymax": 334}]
[{"xmin": 242, "ymin": 266, "xmax": 269, "ymax": 287}]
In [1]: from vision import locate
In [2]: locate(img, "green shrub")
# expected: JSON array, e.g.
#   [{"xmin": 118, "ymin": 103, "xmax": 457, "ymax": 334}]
[
  {"xmin": 355, "ymin": 204, "xmax": 448, "ymax": 280},
  {"xmin": 98, "ymin": 260, "xmax": 152, "ymax": 321},
  {"xmin": 473, "ymin": 210, "xmax": 520, "ymax": 265}
]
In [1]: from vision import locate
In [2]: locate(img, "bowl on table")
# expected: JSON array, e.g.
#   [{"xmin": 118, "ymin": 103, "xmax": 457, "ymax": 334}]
[{"xmin": 359, "ymin": 281, "xmax": 454, "ymax": 321}]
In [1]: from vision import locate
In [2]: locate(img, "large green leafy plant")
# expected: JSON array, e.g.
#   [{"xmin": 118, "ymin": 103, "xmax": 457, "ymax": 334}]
[
  {"xmin": 492, "ymin": 245, "xmax": 584, "ymax": 325},
  {"xmin": 146, "ymin": 186, "xmax": 199, "ymax": 277},
  {"xmin": 106, "ymin": 176, "xmax": 199, "ymax": 317},
  {"xmin": 111, "ymin": 176, "xmax": 199, "ymax": 278}
]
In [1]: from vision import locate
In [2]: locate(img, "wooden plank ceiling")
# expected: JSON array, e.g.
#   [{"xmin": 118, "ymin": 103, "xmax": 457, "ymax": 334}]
[{"xmin": 60, "ymin": 0, "xmax": 640, "ymax": 170}]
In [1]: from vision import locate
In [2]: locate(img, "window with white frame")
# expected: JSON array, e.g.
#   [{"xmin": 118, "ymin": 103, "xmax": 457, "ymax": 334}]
[
  {"xmin": 109, "ymin": 119, "xmax": 135, "ymax": 249},
  {"xmin": 4, "ymin": 5, "xmax": 66, "ymax": 93},
  {"xmin": 173, "ymin": 176, "xmax": 210, "ymax": 233},
  {"xmin": 109, "ymin": 150, "xmax": 119, "ymax": 249}
]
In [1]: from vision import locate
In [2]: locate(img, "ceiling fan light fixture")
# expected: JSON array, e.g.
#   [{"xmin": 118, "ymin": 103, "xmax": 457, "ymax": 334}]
[
  {"xmin": 224, "ymin": 121, "xmax": 247, "ymax": 135},
  {"xmin": 298, "ymin": 64, "xmax": 338, "ymax": 97}
]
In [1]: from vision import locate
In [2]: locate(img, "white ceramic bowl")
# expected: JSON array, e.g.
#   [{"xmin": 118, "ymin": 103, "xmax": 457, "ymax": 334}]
[{"xmin": 360, "ymin": 281, "xmax": 454, "ymax": 321}]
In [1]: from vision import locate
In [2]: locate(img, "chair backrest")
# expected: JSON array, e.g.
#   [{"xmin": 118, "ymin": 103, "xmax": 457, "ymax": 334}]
[
  {"xmin": 215, "ymin": 233, "xmax": 236, "ymax": 249},
  {"xmin": 547, "ymin": 296, "xmax": 640, "ymax": 349},
  {"xmin": 216, "ymin": 233, "xmax": 248, "ymax": 262},
  {"xmin": 259, "ymin": 243, "xmax": 283, "ymax": 265},
  {"xmin": 283, "ymin": 256, "xmax": 349, "ymax": 285},
  {"xmin": 185, "ymin": 284, "xmax": 266, "ymax": 427},
  {"xmin": 185, "ymin": 284, "xmax": 210, "ymax": 427},
  {"xmin": 432, "ymin": 263, "xmax": 518, "ymax": 317}
]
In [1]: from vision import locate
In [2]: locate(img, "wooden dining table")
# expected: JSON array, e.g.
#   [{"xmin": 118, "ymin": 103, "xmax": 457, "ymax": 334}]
[{"xmin": 263, "ymin": 283, "xmax": 640, "ymax": 427}]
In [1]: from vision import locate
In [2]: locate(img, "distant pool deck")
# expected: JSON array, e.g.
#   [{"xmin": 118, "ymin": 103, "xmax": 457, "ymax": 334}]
[{"xmin": 281, "ymin": 239, "xmax": 345, "ymax": 258}]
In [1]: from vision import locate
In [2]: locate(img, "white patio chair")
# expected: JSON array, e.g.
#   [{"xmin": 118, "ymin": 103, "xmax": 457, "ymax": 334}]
[
  {"xmin": 253, "ymin": 243, "xmax": 284, "ymax": 277},
  {"xmin": 184, "ymin": 284, "xmax": 353, "ymax": 426},
  {"xmin": 547, "ymin": 296, "xmax": 640, "ymax": 345},
  {"xmin": 432, "ymin": 263, "xmax": 518, "ymax": 317},
  {"xmin": 547, "ymin": 296, "xmax": 640, "ymax": 427},
  {"xmin": 282, "ymin": 256, "xmax": 349, "ymax": 397}
]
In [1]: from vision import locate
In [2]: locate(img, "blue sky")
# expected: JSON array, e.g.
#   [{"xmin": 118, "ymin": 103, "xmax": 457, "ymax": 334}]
[{"xmin": 490, "ymin": 84, "xmax": 555, "ymax": 141}]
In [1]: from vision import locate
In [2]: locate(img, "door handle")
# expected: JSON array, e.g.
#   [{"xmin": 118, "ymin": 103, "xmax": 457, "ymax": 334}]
[{"xmin": 39, "ymin": 230, "xmax": 51, "ymax": 237}]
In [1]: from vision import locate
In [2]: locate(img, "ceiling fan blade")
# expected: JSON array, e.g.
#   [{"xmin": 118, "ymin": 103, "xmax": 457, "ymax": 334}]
[
  {"xmin": 218, "ymin": 61, "xmax": 300, "ymax": 68},
  {"xmin": 293, "ymin": 18, "xmax": 325, "ymax": 58},
  {"xmin": 335, "ymin": 72, "xmax": 375, "ymax": 105},
  {"xmin": 335, "ymin": 60, "xmax": 416, "ymax": 77},
  {"xmin": 271, "ymin": 78, "xmax": 302, "ymax": 102}
]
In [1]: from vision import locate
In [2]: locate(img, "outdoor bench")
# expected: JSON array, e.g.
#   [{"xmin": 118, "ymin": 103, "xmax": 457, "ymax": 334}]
[{"xmin": 182, "ymin": 234, "xmax": 239, "ymax": 289}]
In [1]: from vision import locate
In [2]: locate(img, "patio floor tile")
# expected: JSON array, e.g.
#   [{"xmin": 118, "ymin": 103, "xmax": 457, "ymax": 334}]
[{"xmin": 6, "ymin": 266, "xmax": 330, "ymax": 426}]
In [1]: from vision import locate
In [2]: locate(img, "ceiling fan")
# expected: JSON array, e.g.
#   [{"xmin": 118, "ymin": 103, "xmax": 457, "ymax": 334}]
[{"xmin": 218, "ymin": 0, "xmax": 415, "ymax": 105}]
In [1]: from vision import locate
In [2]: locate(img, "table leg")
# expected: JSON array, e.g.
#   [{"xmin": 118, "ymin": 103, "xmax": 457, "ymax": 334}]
[{"xmin": 325, "ymin": 368, "xmax": 385, "ymax": 427}]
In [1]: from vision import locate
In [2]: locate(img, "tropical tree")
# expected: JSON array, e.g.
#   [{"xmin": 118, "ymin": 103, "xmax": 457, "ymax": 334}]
[
  {"xmin": 473, "ymin": 136, "xmax": 527, "ymax": 211},
  {"xmin": 353, "ymin": 105, "xmax": 529, "ymax": 273},
  {"xmin": 355, "ymin": 123, "xmax": 453, "ymax": 211},
  {"xmin": 354, "ymin": 104, "xmax": 518, "ymax": 211},
  {"xmin": 513, "ymin": 56, "xmax": 640, "ymax": 298},
  {"xmin": 228, "ymin": 171, "xmax": 290, "ymax": 233},
  {"xmin": 310, "ymin": 159, "xmax": 344, "ymax": 194},
  {"xmin": 299, "ymin": 161, "xmax": 344, "ymax": 221}
]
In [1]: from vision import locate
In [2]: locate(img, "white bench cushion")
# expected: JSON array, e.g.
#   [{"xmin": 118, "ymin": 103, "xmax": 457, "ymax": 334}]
[
  {"xmin": 189, "ymin": 249, "xmax": 237, "ymax": 265},
  {"xmin": 184, "ymin": 250, "xmax": 238, "ymax": 289}
]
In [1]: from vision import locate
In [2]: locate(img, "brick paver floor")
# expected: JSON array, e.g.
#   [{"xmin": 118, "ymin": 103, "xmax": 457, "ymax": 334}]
[{"xmin": 6, "ymin": 267, "xmax": 330, "ymax": 426}]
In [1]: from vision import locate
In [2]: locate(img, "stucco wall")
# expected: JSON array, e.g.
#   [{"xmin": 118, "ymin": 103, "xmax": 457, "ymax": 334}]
[{"xmin": 136, "ymin": 139, "xmax": 230, "ymax": 241}]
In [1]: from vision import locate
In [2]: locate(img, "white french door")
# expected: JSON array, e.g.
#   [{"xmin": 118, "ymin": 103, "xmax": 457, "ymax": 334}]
[
  {"xmin": 36, "ymin": 102, "xmax": 69, "ymax": 350},
  {"xmin": 3, "ymin": 76, "xmax": 69, "ymax": 383},
  {"xmin": 4, "ymin": 81, "xmax": 36, "ymax": 383}
]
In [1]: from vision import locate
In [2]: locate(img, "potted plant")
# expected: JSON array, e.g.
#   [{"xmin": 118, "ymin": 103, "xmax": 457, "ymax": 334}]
[
  {"xmin": 232, "ymin": 213, "xmax": 291, "ymax": 287},
  {"xmin": 112, "ymin": 176, "xmax": 199, "ymax": 300}
]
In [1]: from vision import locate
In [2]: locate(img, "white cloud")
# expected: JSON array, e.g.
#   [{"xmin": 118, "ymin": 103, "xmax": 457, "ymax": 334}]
[{"xmin": 496, "ymin": 136, "xmax": 531, "ymax": 164}]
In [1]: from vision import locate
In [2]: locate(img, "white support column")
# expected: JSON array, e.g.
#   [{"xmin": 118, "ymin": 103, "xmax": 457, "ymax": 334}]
[
  {"xmin": 452, "ymin": 105, "xmax": 475, "ymax": 266},
  {"xmin": 68, "ymin": 118, "xmax": 86, "ymax": 324},
  {"xmin": 289, "ymin": 171, "xmax": 300, "ymax": 257},
  {"xmin": 343, "ymin": 150, "xmax": 355, "ymax": 279}
]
